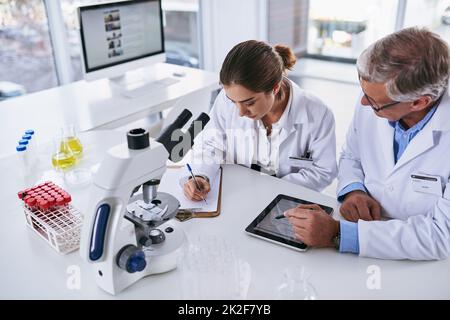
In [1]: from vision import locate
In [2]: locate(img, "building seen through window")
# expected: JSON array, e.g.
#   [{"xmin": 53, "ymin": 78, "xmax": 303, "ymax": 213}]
[{"xmin": 0, "ymin": 0, "xmax": 57, "ymax": 97}]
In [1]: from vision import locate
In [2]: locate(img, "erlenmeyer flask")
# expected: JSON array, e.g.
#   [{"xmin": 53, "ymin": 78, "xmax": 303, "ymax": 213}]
[
  {"xmin": 62, "ymin": 124, "xmax": 83, "ymax": 159},
  {"xmin": 51, "ymin": 135, "xmax": 76, "ymax": 171}
]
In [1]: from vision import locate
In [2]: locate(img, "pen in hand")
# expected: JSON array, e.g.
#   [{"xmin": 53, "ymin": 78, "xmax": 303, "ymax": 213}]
[
  {"xmin": 186, "ymin": 163, "xmax": 207, "ymax": 204},
  {"xmin": 275, "ymin": 205, "xmax": 319, "ymax": 219}
]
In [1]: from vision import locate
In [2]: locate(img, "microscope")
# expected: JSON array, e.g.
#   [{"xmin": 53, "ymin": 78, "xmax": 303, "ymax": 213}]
[{"xmin": 80, "ymin": 109, "xmax": 210, "ymax": 295}]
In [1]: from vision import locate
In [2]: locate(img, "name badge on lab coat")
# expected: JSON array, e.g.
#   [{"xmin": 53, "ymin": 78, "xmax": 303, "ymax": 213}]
[
  {"xmin": 288, "ymin": 156, "xmax": 314, "ymax": 169},
  {"xmin": 410, "ymin": 173, "xmax": 442, "ymax": 197}
]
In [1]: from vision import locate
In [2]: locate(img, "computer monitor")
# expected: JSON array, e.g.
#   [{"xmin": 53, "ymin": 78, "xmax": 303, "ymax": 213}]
[{"xmin": 78, "ymin": 0, "xmax": 168, "ymax": 96}]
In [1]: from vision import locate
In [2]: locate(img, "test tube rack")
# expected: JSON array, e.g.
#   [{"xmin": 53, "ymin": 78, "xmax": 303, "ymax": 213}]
[{"xmin": 18, "ymin": 182, "xmax": 83, "ymax": 254}]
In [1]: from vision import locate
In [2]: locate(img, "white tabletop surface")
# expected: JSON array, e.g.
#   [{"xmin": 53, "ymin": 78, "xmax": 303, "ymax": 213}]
[{"xmin": 1, "ymin": 130, "xmax": 449, "ymax": 299}]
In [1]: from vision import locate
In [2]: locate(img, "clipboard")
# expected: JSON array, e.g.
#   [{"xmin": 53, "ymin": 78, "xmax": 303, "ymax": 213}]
[
  {"xmin": 177, "ymin": 167, "xmax": 223, "ymax": 221},
  {"xmin": 159, "ymin": 165, "xmax": 223, "ymax": 221}
]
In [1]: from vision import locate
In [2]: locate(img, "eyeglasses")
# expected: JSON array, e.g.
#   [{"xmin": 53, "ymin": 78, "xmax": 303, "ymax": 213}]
[
  {"xmin": 358, "ymin": 75, "xmax": 402, "ymax": 111},
  {"xmin": 362, "ymin": 91, "xmax": 401, "ymax": 112}
]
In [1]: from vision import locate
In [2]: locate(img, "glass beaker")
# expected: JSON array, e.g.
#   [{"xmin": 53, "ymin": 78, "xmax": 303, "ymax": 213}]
[
  {"xmin": 62, "ymin": 124, "xmax": 83, "ymax": 159},
  {"xmin": 51, "ymin": 135, "xmax": 76, "ymax": 172},
  {"xmin": 275, "ymin": 266, "xmax": 317, "ymax": 300},
  {"xmin": 178, "ymin": 235, "xmax": 249, "ymax": 300}
]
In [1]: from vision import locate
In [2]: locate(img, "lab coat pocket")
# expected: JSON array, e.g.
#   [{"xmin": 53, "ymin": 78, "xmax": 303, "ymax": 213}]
[
  {"xmin": 410, "ymin": 173, "xmax": 443, "ymax": 197},
  {"xmin": 405, "ymin": 176, "xmax": 442, "ymax": 216}
]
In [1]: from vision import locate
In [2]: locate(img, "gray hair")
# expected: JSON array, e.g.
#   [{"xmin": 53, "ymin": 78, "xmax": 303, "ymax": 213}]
[{"xmin": 357, "ymin": 27, "xmax": 449, "ymax": 102}]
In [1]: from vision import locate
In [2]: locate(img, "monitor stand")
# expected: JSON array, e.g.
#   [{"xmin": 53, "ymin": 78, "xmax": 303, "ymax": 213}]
[{"xmin": 109, "ymin": 71, "xmax": 179, "ymax": 99}]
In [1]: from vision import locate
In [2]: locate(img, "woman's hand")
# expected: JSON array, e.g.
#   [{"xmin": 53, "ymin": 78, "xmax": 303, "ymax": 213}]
[{"xmin": 183, "ymin": 177, "xmax": 211, "ymax": 201}]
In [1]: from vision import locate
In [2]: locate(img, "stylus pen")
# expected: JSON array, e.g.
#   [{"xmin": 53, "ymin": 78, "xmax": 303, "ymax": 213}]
[
  {"xmin": 186, "ymin": 163, "xmax": 207, "ymax": 204},
  {"xmin": 276, "ymin": 206, "xmax": 319, "ymax": 219}
]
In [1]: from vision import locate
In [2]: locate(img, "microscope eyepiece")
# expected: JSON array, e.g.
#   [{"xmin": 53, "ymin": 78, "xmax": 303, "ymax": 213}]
[
  {"xmin": 156, "ymin": 109, "xmax": 192, "ymax": 148},
  {"xmin": 156, "ymin": 109, "xmax": 210, "ymax": 162},
  {"xmin": 127, "ymin": 128, "xmax": 150, "ymax": 150}
]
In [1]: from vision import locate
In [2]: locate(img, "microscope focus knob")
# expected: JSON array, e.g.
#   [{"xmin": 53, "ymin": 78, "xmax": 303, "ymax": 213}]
[
  {"xmin": 116, "ymin": 245, "xmax": 147, "ymax": 273},
  {"xmin": 149, "ymin": 229, "xmax": 166, "ymax": 244}
]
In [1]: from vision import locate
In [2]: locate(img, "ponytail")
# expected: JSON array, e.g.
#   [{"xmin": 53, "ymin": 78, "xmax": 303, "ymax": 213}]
[{"xmin": 274, "ymin": 44, "xmax": 297, "ymax": 72}]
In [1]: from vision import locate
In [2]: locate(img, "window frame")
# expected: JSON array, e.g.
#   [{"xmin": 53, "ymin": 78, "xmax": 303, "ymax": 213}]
[{"xmin": 44, "ymin": 0, "xmax": 74, "ymax": 84}]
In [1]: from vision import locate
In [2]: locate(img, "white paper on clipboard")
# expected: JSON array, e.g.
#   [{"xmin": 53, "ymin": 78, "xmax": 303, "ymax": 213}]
[{"xmin": 158, "ymin": 166, "xmax": 221, "ymax": 213}]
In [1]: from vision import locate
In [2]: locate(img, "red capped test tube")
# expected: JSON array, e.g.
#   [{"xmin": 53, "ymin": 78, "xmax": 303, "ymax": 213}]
[
  {"xmin": 25, "ymin": 197, "xmax": 37, "ymax": 211},
  {"xmin": 38, "ymin": 200, "xmax": 50, "ymax": 213}
]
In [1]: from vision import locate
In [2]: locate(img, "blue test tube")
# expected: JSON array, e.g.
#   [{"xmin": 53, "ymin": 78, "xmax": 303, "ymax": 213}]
[
  {"xmin": 16, "ymin": 144, "xmax": 30, "ymax": 177},
  {"xmin": 22, "ymin": 134, "xmax": 32, "ymax": 150},
  {"xmin": 16, "ymin": 145, "xmax": 26, "ymax": 152},
  {"xmin": 21, "ymin": 134, "xmax": 35, "ymax": 166},
  {"xmin": 18, "ymin": 139, "xmax": 29, "ymax": 146},
  {"xmin": 24, "ymin": 130, "xmax": 37, "ymax": 151}
]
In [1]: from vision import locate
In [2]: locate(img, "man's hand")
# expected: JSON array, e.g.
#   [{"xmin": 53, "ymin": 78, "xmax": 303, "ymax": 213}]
[
  {"xmin": 284, "ymin": 204, "xmax": 339, "ymax": 248},
  {"xmin": 340, "ymin": 190, "xmax": 381, "ymax": 222},
  {"xmin": 183, "ymin": 177, "xmax": 211, "ymax": 201}
]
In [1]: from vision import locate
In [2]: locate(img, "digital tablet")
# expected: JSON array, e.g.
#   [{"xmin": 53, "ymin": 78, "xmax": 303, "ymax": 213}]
[{"xmin": 245, "ymin": 194, "xmax": 334, "ymax": 252}]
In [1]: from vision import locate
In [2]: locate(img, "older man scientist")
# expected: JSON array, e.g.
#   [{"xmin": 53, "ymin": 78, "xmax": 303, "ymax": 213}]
[{"xmin": 284, "ymin": 27, "xmax": 450, "ymax": 260}]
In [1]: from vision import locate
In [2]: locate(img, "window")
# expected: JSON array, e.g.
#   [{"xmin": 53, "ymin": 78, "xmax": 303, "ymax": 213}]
[
  {"xmin": 163, "ymin": 0, "xmax": 200, "ymax": 68},
  {"xmin": 6, "ymin": 0, "xmax": 444, "ymax": 98},
  {"xmin": 60, "ymin": 0, "xmax": 105, "ymax": 82},
  {"xmin": 0, "ymin": 0, "xmax": 58, "ymax": 95},
  {"xmin": 403, "ymin": 0, "xmax": 450, "ymax": 43},
  {"xmin": 307, "ymin": 0, "xmax": 398, "ymax": 61},
  {"xmin": 0, "ymin": 0, "xmax": 201, "ymax": 98},
  {"xmin": 60, "ymin": 0, "xmax": 200, "ymax": 82}
]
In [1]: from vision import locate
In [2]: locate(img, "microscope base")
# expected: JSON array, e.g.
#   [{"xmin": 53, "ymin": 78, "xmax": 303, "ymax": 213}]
[{"xmin": 94, "ymin": 223, "xmax": 185, "ymax": 295}]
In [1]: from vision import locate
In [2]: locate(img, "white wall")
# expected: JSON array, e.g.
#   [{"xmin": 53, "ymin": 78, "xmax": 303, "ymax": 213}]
[
  {"xmin": 268, "ymin": 0, "xmax": 309, "ymax": 53},
  {"xmin": 200, "ymin": 0, "xmax": 268, "ymax": 72}
]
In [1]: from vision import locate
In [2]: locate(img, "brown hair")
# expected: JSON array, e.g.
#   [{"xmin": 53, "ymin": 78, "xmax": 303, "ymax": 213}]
[
  {"xmin": 357, "ymin": 27, "xmax": 449, "ymax": 101},
  {"xmin": 220, "ymin": 40, "xmax": 297, "ymax": 100}
]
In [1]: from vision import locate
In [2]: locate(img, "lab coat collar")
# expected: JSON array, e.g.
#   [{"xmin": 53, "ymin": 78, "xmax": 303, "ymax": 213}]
[
  {"xmin": 256, "ymin": 81, "xmax": 292, "ymax": 130},
  {"xmin": 428, "ymin": 88, "xmax": 450, "ymax": 131},
  {"xmin": 279, "ymin": 79, "xmax": 311, "ymax": 143},
  {"xmin": 271, "ymin": 82, "xmax": 293, "ymax": 130},
  {"xmin": 247, "ymin": 80, "xmax": 311, "ymax": 165},
  {"xmin": 377, "ymin": 118, "xmax": 396, "ymax": 174},
  {"xmin": 389, "ymin": 87, "xmax": 450, "ymax": 175},
  {"xmin": 287, "ymin": 78, "xmax": 311, "ymax": 125}
]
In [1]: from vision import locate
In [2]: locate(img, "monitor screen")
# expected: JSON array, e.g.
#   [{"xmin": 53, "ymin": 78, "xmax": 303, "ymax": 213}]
[{"xmin": 79, "ymin": 0, "xmax": 164, "ymax": 73}]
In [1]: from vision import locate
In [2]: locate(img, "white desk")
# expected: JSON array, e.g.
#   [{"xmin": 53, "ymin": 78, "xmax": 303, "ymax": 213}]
[
  {"xmin": 1, "ymin": 131, "xmax": 449, "ymax": 299},
  {"xmin": 0, "ymin": 63, "xmax": 219, "ymax": 158}
]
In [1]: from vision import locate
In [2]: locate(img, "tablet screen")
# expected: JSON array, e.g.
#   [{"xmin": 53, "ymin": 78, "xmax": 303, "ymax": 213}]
[
  {"xmin": 245, "ymin": 194, "xmax": 334, "ymax": 251},
  {"xmin": 253, "ymin": 198, "xmax": 300, "ymax": 242}
]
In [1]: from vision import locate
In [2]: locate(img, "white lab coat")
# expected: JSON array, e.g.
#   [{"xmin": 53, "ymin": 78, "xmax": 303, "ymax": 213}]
[
  {"xmin": 189, "ymin": 79, "xmax": 337, "ymax": 192},
  {"xmin": 338, "ymin": 88, "xmax": 450, "ymax": 260}
]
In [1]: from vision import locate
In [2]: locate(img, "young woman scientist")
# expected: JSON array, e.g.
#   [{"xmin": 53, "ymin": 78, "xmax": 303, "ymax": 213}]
[{"xmin": 183, "ymin": 40, "xmax": 337, "ymax": 201}]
